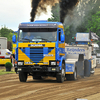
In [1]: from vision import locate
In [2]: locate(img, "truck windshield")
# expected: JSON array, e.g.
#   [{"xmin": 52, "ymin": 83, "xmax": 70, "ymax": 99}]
[{"xmin": 18, "ymin": 28, "xmax": 57, "ymax": 42}]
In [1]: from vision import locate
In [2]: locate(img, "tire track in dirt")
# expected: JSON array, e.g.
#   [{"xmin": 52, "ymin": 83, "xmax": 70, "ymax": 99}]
[
  {"xmin": 0, "ymin": 76, "xmax": 18, "ymax": 81},
  {"xmin": 8, "ymin": 77, "xmax": 100, "ymax": 100},
  {"xmin": 25, "ymin": 81, "xmax": 100, "ymax": 100},
  {"xmin": 0, "ymin": 83, "xmax": 63, "ymax": 100},
  {"xmin": 0, "ymin": 77, "xmax": 32, "ymax": 85},
  {"xmin": 17, "ymin": 76, "xmax": 100, "ymax": 100},
  {"xmin": 0, "ymin": 81, "xmax": 53, "ymax": 97},
  {"xmin": 45, "ymin": 85, "xmax": 100, "ymax": 100},
  {"xmin": 0, "ymin": 68, "xmax": 100, "ymax": 100},
  {"xmin": 83, "ymin": 93, "xmax": 100, "ymax": 100},
  {"xmin": 0, "ymin": 79, "xmax": 59, "ymax": 100},
  {"xmin": 0, "ymin": 80, "xmax": 82, "ymax": 100}
]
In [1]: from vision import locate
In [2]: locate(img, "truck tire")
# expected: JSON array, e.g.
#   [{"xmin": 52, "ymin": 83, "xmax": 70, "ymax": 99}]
[
  {"xmin": 33, "ymin": 76, "xmax": 42, "ymax": 80},
  {"xmin": 56, "ymin": 63, "xmax": 65, "ymax": 83},
  {"xmin": 66, "ymin": 67, "xmax": 77, "ymax": 80},
  {"xmin": 91, "ymin": 68, "xmax": 95, "ymax": 75},
  {"xmin": 66, "ymin": 74, "xmax": 71, "ymax": 80},
  {"xmin": 70, "ymin": 67, "xmax": 77, "ymax": 80},
  {"xmin": 19, "ymin": 72, "xmax": 27, "ymax": 82}
]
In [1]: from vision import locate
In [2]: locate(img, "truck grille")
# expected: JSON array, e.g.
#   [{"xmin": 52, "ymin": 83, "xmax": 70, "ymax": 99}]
[
  {"xmin": 20, "ymin": 47, "xmax": 54, "ymax": 64},
  {"xmin": 30, "ymin": 48, "xmax": 43, "ymax": 63}
]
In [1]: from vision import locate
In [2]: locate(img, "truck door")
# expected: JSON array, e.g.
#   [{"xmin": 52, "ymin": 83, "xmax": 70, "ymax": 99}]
[{"xmin": 57, "ymin": 28, "xmax": 65, "ymax": 56}]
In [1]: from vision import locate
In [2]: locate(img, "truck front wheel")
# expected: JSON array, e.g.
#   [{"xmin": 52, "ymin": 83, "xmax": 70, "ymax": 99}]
[
  {"xmin": 19, "ymin": 72, "xmax": 27, "ymax": 82},
  {"xmin": 56, "ymin": 63, "xmax": 65, "ymax": 83}
]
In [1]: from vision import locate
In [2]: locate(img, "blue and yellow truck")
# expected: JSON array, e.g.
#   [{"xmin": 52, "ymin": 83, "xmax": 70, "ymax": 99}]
[{"xmin": 12, "ymin": 20, "xmax": 96, "ymax": 83}]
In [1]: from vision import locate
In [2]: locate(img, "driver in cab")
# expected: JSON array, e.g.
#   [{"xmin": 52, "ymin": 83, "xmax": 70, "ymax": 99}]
[{"xmin": 24, "ymin": 32, "xmax": 34, "ymax": 40}]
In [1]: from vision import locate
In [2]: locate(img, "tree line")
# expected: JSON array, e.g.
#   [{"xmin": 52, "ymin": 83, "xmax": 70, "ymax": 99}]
[
  {"xmin": 0, "ymin": 25, "xmax": 13, "ymax": 42},
  {"xmin": 0, "ymin": 26, "xmax": 17, "ymax": 51}
]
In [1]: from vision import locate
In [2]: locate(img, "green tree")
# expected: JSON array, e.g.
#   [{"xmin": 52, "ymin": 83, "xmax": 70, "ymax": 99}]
[
  {"xmin": 0, "ymin": 25, "xmax": 13, "ymax": 41},
  {"xmin": 64, "ymin": 24, "xmax": 76, "ymax": 43},
  {"xmin": 48, "ymin": 3, "xmax": 60, "ymax": 22},
  {"xmin": 86, "ymin": 11, "xmax": 100, "ymax": 37},
  {"xmin": 76, "ymin": 0, "xmax": 100, "ymax": 33}
]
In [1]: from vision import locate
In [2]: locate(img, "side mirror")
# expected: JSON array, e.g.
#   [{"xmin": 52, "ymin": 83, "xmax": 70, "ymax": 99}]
[
  {"xmin": 12, "ymin": 35, "xmax": 16, "ymax": 43},
  {"xmin": 61, "ymin": 34, "xmax": 65, "ymax": 42}
]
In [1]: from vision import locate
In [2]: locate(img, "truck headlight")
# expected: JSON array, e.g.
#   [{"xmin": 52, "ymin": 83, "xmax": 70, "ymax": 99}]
[
  {"xmin": 18, "ymin": 62, "xmax": 23, "ymax": 65},
  {"xmin": 18, "ymin": 68, "xmax": 22, "ymax": 71},
  {"xmin": 51, "ymin": 62, "xmax": 56, "ymax": 65}
]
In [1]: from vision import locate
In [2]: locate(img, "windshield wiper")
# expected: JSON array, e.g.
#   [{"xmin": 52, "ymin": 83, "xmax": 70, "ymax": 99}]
[
  {"xmin": 36, "ymin": 38, "xmax": 49, "ymax": 41},
  {"xmin": 21, "ymin": 38, "xmax": 31, "ymax": 41}
]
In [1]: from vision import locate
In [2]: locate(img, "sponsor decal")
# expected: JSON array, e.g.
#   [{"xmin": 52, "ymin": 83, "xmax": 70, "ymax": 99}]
[
  {"xmin": 44, "ymin": 54, "xmax": 53, "ymax": 57},
  {"xmin": 25, "ymin": 62, "xmax": 33, "ymax": 64},
  {"xmin": 66, "ymin": 64, "xmax": 74, "ymax": 72},
  {"xmin": 27, "ymin": 24, "xmax": 57, "ymax": 27},
  {"xmin": 66, "ymin": 48, "xmax": 86, "ymax": 56},
  {"xmin": 28, "ymin": 44, "xmax": 45, "ymax": 47},
  {"xmin": 67, "ymin": 48, "xmax": 85, "ymax": 52},
  {"xmin": 43, "ymin": 62, "xmax": 48, "ymax": 64},
  {"xmin": 6, "ymin": 52, "xmax": 11, "ymax": 55}
]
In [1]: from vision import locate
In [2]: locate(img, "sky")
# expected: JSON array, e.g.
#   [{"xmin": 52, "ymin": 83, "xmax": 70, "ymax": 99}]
[{"xmin": 0, "ymin": 0, "xmax": 52, "ymax": 31}]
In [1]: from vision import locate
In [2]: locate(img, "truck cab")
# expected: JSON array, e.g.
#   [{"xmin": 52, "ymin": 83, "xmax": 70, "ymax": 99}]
[{"xmin": 13, "ymin": 20, "xmax": 66, "ymax": 82}]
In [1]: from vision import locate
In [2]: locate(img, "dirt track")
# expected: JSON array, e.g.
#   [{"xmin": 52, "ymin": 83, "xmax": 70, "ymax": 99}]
[{"xmin": 0, "ymin": 67, "xmax": 100, "ymax": 100}]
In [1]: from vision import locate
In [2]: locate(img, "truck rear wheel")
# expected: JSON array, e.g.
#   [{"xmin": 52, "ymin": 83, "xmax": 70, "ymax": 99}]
[
  {"xmin": 66, "ymin": 74, "xmax": 71, "ymax": 80},
  {"xmin": 71, "ymin": 68, "xmax": 77, "ymax": 80},
  {"xmin": 56, "ymin": 63, "xmax": 65, "ymax": 83},
  {"xmin": 19, "ymin": 72, "xmax": 27, "ymax": 82}
]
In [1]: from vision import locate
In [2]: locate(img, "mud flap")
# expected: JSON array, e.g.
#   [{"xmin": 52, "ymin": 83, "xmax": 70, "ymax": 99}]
[
  {"xmin": 76, "ymin": 54, "xmax": 84, "ymax": 77},
  {"xmin": 84, "ymin": 60, "xmax": 91, "ymax": 77}
]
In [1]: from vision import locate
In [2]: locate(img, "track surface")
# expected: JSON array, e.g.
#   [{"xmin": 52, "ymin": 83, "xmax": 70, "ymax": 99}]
[{"xmin": 0, "ymin": 67, "xmax": 100, "ymax": 100}]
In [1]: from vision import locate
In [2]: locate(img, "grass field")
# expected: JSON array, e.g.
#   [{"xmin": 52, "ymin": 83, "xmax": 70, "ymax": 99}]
[{"xmin": 0, "ymin": 69, "xmax": 15, "ymax": 75}]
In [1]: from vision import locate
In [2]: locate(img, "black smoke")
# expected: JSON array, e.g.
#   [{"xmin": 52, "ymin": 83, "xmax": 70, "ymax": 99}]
[
  {"xmin": 30, "ymin": 0, "xmax": 41, "ymax": 22},
  {"xmin": 30, "ymin": 0, "xmax": 79, "ymax": 23},
  {"xmin": 60, "ymin": 0, "xmax": 79, "ymax": 23},
  {"xmin": 30, "ymin": 0, "xmax": 58, "ymax": 22}
]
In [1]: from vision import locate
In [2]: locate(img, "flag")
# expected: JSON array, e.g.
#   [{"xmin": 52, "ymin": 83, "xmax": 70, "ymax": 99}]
[{"xmin": 91, "ymin": 32, "xmax": 99, "ymax": 40}]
